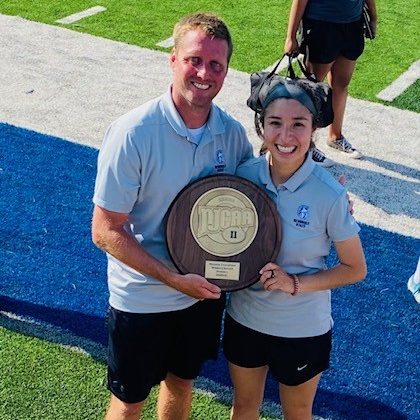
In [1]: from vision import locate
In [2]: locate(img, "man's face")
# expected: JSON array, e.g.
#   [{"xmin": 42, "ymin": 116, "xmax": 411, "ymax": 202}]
[{"xmin": 170, "ymin": 29, "xmax": 229, "ymax": 119}]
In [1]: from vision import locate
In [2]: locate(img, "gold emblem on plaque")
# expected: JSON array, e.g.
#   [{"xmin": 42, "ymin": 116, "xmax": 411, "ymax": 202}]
[{"xmin": 190, "ymin": 187, "xmax": 258, "ymax": 257}]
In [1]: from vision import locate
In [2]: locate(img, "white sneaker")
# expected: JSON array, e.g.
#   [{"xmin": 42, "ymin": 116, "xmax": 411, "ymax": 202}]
[
  {"xmin": 327, "ymin": 136, "xmax": 363, "ymax": 159},
  {"xmin": 407, "ymin": 275, "xmax": 420, "ymax": 304},
  {"xmin": 311, "ymin": 147, "xmax": 335, "ymax": 167}
]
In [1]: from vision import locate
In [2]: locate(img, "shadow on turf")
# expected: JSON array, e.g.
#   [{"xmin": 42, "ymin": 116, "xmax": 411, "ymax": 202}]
[
  {"xmin": 364, "ymin": 156, "xmax": 420, "ymax": 180},
  {"xmin": 327, "ymin": 158, "xmax": 419, "ymax": 220}
]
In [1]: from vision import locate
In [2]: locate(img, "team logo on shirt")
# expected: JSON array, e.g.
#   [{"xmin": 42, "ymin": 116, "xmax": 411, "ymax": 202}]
[
  {"xmin": 215, "ymin": 149, "xmax": 226, "ymax": 172},
  {"xmin": 294, "ymin": 205, "xmax": 310, "ymax": 228}
]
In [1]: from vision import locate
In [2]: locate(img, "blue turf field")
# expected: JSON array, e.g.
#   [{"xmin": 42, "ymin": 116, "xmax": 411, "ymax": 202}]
[{"xmin": 0, "ymin": 123, "xmax": 419, "ymax": 419}]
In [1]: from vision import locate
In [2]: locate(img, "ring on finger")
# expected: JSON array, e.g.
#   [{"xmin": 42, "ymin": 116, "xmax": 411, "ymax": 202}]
[{"xmin": 270, "ymin": 269, "xmax": 275, "ymax": 278}]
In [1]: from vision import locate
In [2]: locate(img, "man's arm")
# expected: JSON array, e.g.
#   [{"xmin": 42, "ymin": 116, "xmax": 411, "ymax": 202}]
[{"xmin": 92, "ymin": 205, "xmax": 221, "ymax": 300}]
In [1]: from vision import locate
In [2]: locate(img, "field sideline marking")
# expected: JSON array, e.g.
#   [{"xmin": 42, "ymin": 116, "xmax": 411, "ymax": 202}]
[
  {"xmin": 56, "ymin": 6, "xmax": 106, "ymax": 24},
  {"xmin": 0, "ymin": 311, "xmax": 107, "ymax": 360},
  {"xmin": 157, "ymin": 36, "xmax": 174, "ymax": 48},
  {"xmin": 377, "ymin": 60, "xmax": 420, "ymax": 101},
  {"xmin": 264, "ymin": 54, "xmax": 306, "ymax": 73}
]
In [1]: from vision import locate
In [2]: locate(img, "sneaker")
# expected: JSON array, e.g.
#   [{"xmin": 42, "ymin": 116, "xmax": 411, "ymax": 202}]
[
  {"xmin": 327, "ymin": 136, "xmax": 363, "ymax": 159},
  {"xmin": 311, "ymin": 147, "xmax": 335, "ymax": 167},
  {"xmin": 407, "ymin": 275, "xmax": 420, "ymax": 304}
]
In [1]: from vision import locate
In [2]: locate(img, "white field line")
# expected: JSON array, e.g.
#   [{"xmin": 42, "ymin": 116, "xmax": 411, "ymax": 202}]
[
  {"xmin": 263, "ymin": 54, "xmax": 307, "ymax": 73},
  {"xmin": 377, "ymin": 60, "xmax": 420, "ymax": 101},
  {"xmin": 264, "ymin": 54, "xmax": 291, "ymax": 73},
  {"xmin": 156, "ymin": 36, "xmax": 174, "ymax": 48},
  {"xmin": 56, "ymin": 6, "xmax": 106, "ymax": 25},
  {"xmin": 0, "ymin": 311, "xmax": 106, "ymax": 359}
]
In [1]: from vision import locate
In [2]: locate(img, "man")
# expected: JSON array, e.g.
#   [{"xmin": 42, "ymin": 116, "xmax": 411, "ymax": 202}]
[{"xmin": 92, "ymin": 12, "xmax": 253, "ymax": 420}]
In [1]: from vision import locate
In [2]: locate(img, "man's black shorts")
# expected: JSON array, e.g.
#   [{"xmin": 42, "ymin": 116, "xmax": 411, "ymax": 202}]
[
  {"xmin": 222, "ymin": 314, "xmax": 331, "ymax": 386},
  {"xmin": 301, "ymin": 18, "xmax": 365, "ymax": 63},
  {"xmin": 107, "ymin": 296, "xmax": 226, "ymax": 403}
]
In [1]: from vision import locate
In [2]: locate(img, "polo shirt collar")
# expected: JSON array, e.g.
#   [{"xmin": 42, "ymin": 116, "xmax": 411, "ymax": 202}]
[
  {"xmin": 260, "ymin": 152, "xmax": 316, "ymax": 193},
  {"xmin": 282, "ymin": 153, "xmax": 316, "ymax": 192},
  {"xmin": 160, "ymin": 87, "xmax": 225, "ymax": 140}
]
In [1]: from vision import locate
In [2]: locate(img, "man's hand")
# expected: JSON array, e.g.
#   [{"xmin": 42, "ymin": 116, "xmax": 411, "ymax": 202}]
[{"xmin": 172, "ymin": 273, "xmax": 222, "ymax": 300}]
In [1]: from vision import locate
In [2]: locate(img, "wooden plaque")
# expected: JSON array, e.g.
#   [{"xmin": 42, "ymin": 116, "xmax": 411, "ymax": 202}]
[{"xmin": 166, "ymin": 175, "xmax": 281, "ymax": 291}]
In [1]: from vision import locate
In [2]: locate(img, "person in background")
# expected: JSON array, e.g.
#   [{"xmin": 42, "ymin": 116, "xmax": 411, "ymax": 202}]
[
  {"xmin": 223, "ymin": 76, "xmax": 367, "ymax": 419},
  {"xmin": 92, "ymin": 12, "xmax": 253, "ymax": 420},
  {"xmin": 284, "ymin": 0, "xmax": 378, "ymax": 167},
  {"xmin": 407, "ymin": 257, "xmax": 420, "ymax": 303}
]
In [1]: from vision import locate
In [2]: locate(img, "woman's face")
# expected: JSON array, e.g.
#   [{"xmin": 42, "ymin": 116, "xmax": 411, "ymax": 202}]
[{"xmin": 262, "ymin": 98, "xmax": 314, "ymax": 168}]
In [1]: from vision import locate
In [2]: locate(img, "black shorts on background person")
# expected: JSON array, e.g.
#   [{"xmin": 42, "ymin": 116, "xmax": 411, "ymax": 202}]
[
  {"xmin": 284, "ymin": 0, "xmax": 378, "ymax": 167},
  {"xmin": 301, "ymin": 18, "xmax": 364, "ymax": 63}
]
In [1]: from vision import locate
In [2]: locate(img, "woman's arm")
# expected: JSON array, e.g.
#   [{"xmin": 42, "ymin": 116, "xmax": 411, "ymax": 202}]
[
  {"xmin": 365, "ymin": 0, "xmax": 378, "ymax": 37},
  {"xmin": 284, "ymin": 0, "xmax": 309, "ymax": 55},
  {"xmin": 260, "ymin": 235, "xmax": 367, "ymax": 293}
]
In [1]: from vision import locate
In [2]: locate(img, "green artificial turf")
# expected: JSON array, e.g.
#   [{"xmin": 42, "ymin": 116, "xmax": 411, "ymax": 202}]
[
  {"xmin": 0, "ymin": 328, "xmax": 278, "ymax": 419},
  {"xmin": 0, "ymin": 327, "xmax": 108, "ymax": 420},
  {"xmin": 0, "ymin": 0, "xmax": 418, "ymax": 111}
]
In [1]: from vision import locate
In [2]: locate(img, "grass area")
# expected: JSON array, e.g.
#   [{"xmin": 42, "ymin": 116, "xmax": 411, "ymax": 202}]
[
  {"xmin": 0, "ymin": 327, "xmax": 108, "ymax": 420},
  {"xmin": 391, "ymin": 79, "xmax": 420, "ymax": 113},
  {"xmin": 0, "ymin": 0, "xmax": 418, "ymax": 111},
  {"xmin": 0, "ymin": 327, "xmax": 278, "ymax": 420}
]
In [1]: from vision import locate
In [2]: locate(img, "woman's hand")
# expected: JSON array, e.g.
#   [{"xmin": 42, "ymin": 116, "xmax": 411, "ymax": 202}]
[
  {"xmin": 260, "ymin": 263, "xmax": 295, "ymax": 293},
  {"xmin": 284, "ymin": 36, "xmax": 299, "ymax": 56}
]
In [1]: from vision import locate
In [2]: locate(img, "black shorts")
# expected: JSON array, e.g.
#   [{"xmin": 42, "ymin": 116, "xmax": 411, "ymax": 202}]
[
  {"xmin": 222, "ymin": 314, "xmax": 331, "ymax": 386},
  {"xmin": 301, "ymin": 18, "xmax": 365, "ymax": 63},
  {"xmin": 107, "ymin": 296, "xmax": 226, "ymax": 403}
]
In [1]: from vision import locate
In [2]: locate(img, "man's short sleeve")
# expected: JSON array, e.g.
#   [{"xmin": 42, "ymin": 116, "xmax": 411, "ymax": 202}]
[{"xmin": 93, "ymin": 124, "xmax": 142, "ymax": 213}]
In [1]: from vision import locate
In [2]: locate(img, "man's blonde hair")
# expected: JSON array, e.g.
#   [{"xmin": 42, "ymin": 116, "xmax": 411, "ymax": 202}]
[{"xmin": 173, "ymin": 12, "xmax": 233, "ymax": 63}]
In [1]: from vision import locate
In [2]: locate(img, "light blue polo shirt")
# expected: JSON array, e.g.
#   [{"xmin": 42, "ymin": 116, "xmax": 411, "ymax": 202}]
[
  {"xmin": 227, "ymin": 153, "xmax": 360, "ymax": 338},
  {"xmin": 93, "ymin": 88, "xmax": 253, "ymax": 313}
]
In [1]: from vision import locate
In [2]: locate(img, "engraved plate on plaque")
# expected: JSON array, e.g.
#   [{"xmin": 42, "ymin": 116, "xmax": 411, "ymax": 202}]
[{"xmin": 205, "ymin": 261, "xmax": 241, "ymax": 281}]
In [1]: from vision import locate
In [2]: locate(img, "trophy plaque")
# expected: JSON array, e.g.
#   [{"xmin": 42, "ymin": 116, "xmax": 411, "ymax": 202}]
[{"xmin": 166, "ymin": 174, "xmax": 281, "ymax": 292}]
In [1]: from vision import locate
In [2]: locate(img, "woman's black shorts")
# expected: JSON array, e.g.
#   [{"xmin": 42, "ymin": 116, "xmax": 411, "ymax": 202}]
[
  {"xmin": 301, "ymin": 17, "xmax": 365, "ymax": 63},
  {"xmin": 223, "ymin": 314, "xmax": 332, "ymax": 386}
]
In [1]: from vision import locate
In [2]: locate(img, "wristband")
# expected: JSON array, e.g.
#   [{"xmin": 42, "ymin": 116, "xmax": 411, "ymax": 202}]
[{"xmin": 291, "ymin": 274, "xmax": 300, "ymax": 296}]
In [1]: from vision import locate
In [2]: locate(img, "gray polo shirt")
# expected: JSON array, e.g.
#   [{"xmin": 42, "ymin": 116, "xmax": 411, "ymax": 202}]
[
  {"xmin": 93, "ymin": 88, "xmax": 253, "ymax": 313},
  {"xmin": 228, "ymin": 153, "xmax": 360, "ymax": 337}
]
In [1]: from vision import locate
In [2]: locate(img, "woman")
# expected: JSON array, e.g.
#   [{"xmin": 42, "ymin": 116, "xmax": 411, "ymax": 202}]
[
  {"xmin": 223, "ymin": 77, "xmax": 367, "ymax": 419},
  {"xmin": 284, "ymin": 0, "xmax": 378, "ymax": 167}
]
